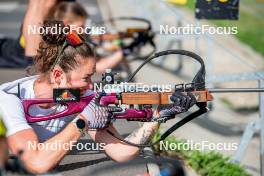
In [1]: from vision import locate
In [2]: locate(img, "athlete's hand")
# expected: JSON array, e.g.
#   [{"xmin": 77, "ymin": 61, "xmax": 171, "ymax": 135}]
[
  {"xmin": 153, "ymin": 91, "xmax": 196, "ymax": 122},
  {"xmin": 80, "ymin": 93, "xmax": 117, "ymax": 129}
]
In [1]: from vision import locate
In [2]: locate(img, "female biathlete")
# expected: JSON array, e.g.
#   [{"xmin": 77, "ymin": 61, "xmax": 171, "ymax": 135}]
[{"xmin": 0, "ymin": 21, "xmax": 196, "ymax": 174}]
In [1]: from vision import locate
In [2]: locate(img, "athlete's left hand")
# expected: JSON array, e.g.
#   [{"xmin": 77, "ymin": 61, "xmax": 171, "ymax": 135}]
[{"xmin": 153, "ymin": 91, "xmax": 196, "ymax": 122}]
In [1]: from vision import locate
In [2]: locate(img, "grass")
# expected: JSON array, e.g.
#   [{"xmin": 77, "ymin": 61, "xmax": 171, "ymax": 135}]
[
  {"xmin": 152, "ymin": 131, "xmax": 250, "ymax": 176},
  {"xmin": 177, "ymin": 0, "xmax": 264, "ymax": 57}
]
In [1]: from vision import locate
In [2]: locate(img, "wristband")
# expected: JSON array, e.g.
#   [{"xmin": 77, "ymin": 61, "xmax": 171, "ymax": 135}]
[{"xmin": 72, "ymin": 117, "xmax": 86, "ymax": 134}]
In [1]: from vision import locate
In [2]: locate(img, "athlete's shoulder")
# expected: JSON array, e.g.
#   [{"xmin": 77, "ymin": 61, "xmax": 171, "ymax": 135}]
[
  {"xmin": 0, "ymin": 90, "xmax": 22, "ymax": 108},
  {"xmin": 0, "ymin": 90, "xmax": 31, "ymax": 136},
  {"xmin": 0, "ymin": 75, "xmax": 38, "ymax": 96}
]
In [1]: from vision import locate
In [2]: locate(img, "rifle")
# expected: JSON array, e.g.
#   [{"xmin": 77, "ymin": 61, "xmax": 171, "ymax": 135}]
[
  {"xmin": 22, "ymin": 50, "xmax": 264, "ymax": 147},
  {"xmin": 89, "ymin": 17, "xmax": 156, "ymax": 60}
]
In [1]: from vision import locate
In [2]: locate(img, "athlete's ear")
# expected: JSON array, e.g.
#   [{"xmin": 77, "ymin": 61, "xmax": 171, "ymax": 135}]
[{"xmin": 50, "ymin": 66, "xmax": 65, "ymax": 86}]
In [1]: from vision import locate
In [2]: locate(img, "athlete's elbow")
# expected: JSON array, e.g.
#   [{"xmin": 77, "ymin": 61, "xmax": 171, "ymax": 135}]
[
  {"xmin": 110, "ymin": 147, "xmax": 140, "ymax": 162},
  {"xmin": 25, "ymin": 162, "xmax": 52, "ymax": 174},
  {"xmin": 23, "ymin": 155, "xmax": 55, "ymax": 174}
]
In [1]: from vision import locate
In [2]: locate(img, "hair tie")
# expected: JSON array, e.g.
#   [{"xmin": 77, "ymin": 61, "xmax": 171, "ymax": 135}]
[
  {"xmin": 51, "ymin": 31, "xmax": 83, "ymax": 70},
  {"xmin": 66, "ymin": 31, "xmax": 83, "ymax": 46}
]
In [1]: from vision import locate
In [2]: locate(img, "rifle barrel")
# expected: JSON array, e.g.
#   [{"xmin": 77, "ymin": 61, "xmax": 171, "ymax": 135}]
[{"xmin": 208, "ymin": 88, "xmax": 264, "ymax": 93}]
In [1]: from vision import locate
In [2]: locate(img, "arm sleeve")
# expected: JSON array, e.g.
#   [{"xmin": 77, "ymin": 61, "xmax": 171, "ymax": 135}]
[{"xmin": 0, "ymin": 90, "xmax": 31, "ymax": 136}]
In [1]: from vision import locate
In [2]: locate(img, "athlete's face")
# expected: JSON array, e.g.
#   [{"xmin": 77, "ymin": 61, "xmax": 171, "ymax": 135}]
[{"xmin": 51, "ymin": 55, "xmax": 96, "ymax": 94}]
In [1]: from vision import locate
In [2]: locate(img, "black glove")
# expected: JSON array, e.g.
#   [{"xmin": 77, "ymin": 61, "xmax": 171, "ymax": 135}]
[
  {"xmin": 153, "ymin": 91, "xmax": 196, "ymax": 122},
  {"xmin": 121, "ymin": 43, "xmax": 135, "ymax": 57},
  {"xmin": 169, "ymin": 91, "xmax": 196, "ymax": 111},
  {"xmin": 121, "ymin": 32, "xmax": 144, "ymax": 57}
]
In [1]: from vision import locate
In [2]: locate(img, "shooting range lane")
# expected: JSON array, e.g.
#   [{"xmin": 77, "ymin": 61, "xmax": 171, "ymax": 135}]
[{"xmin": 0, "ymin": 0, "xmax": 151, "ymax": 175}]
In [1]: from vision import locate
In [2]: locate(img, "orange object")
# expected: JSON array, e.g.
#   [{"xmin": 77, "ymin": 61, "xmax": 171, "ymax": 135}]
[
  {"xmin": 61, "ymin": 91, "xmax": 74, "ymax": 99},
  {"xmin": 66, "ymin": 31, "xmax": 82, "ymax": 46},
  {"xmin": 121, "ymin": 90, "xmax": 213, "ymax": 105}
]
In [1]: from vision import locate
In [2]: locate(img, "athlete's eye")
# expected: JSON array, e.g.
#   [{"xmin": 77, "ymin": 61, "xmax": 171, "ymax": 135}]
[{"xmin": 82, "ymin": 76, "xmax": 91, "ymax": 82}]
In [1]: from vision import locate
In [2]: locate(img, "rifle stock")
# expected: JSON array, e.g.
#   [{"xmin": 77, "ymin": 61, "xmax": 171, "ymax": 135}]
[{"xmin": 121, "ymin": 90, "xmax": 213, "ymax": 104}]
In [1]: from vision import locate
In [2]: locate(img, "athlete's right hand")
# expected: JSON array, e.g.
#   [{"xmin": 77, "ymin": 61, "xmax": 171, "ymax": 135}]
[{"xmin": 80, "ymin": 93, "xmax": 117, "ymax": 129}]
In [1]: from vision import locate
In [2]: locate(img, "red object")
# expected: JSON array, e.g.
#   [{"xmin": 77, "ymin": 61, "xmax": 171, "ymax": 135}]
[
  {"xmin": 61, "ymin": 91, "xmax": 73, "ymax": 99},
  {"xmin": 66, "ymin": 31, "xmax": 82, "ymax": 46}
]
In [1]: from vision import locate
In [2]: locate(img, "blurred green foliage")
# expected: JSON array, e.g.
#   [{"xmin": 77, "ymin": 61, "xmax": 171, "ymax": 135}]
[
  {"xmin": 182, "ymin": 0, "xmax": 264, "ymax": 57},
  {"xmin": 152, "ymin": 131, "xmax": 250, "ymax": 176}
]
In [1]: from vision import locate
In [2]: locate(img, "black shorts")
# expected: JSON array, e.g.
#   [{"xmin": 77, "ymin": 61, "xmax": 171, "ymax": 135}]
[{"xmin": 0, "ymin": 37, "xmax": 33, "ymax": 68}]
